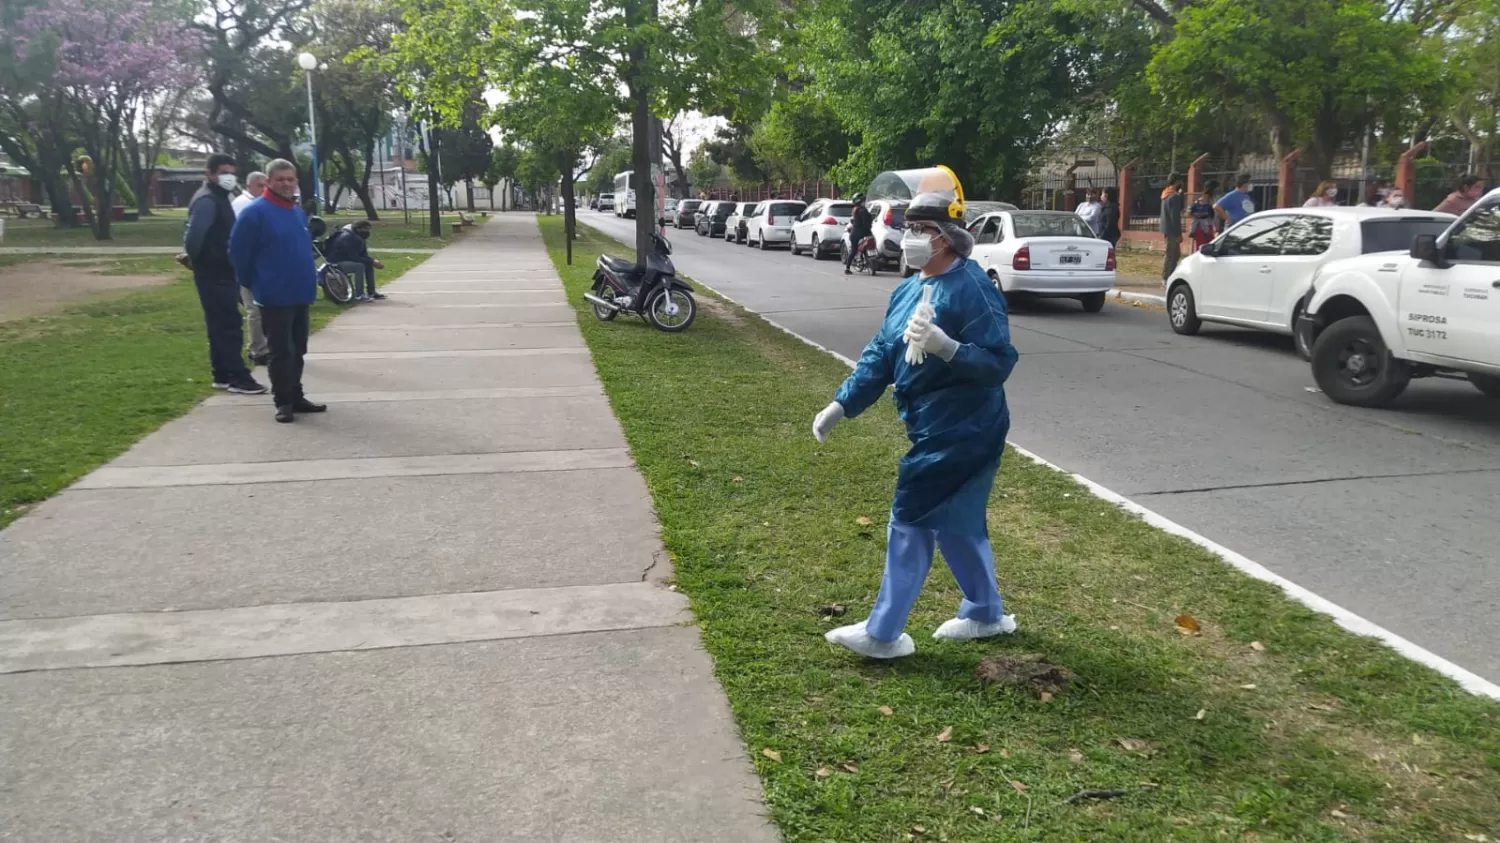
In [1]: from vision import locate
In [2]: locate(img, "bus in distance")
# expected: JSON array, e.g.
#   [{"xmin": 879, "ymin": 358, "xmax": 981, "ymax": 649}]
[{"xmin": 614, "ymin": 171, "xmax": 636, "ymax": 218}]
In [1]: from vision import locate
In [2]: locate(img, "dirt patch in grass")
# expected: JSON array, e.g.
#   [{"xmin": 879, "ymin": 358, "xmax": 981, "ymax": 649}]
[{"xmin": 0, "ymin": 259, "xmax": 176, "ymax": 322}]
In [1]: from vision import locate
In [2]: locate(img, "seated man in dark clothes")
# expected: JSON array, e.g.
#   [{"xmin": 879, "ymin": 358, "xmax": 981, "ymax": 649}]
[{"xmin": 325, "ymin": 219, "xmax": 387, "ymax": 302}]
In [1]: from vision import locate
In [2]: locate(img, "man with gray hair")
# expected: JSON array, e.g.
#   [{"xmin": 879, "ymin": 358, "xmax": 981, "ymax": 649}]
[
  {"xmin": 231, "ymin": 170, "xmax": 270, "ymax": 365},
  {"xmin": 229, "ymin": 159, "xmax": 325, "ymax": 423}
]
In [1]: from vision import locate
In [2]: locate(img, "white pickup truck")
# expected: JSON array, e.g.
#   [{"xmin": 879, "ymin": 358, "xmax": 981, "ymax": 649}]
[{"xmin": 1297, "ymin": 187, "xmax": 1500, "ymax": 407}]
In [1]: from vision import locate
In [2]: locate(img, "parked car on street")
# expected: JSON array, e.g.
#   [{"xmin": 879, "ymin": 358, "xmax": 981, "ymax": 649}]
[
  {"xmin": 745, "ymin": 200, "xmax": 806, "ymax": 249},
  {"xmin": 1166, "ymin": 206, "xmax": 1455, "ymax": 356},
  {"xmin": 696, "ymin": 201, "xmax": 734, "ymax": 237},
  {"xmin": 659, "ymin": 197, "xmax": 677, "ymax": 226},
  {"xmin": 723, "ymin": 202, "xmax": 759, "ymax": 243},
  {"xmin": 1295, "ymin": 189, "xmax": 1500, "ymax": 407},
  {"xmin": 963, "ymin": 201, "xmax": 1020, "ymax": 223},
  {"xmin": 672, "ymin": 199, "xmax": 702, "ymax": 229},
  {"xmin": 867, "ymin": 200, "xmax": 907, "ymax": 269},
  {"xmin": 968, "ymin": 210, "xmax": 1116, "ymax": 312},
  {"xmin": 589, "ymin": 197, "xmax": 599, "ymax": 211},
  {"xmin": 791, "ymin": 199, "xmax": 855, "ymax": 259},
  {"xmin": 598, "ymin": 193, "xmax": 616, "ymax": 212}
]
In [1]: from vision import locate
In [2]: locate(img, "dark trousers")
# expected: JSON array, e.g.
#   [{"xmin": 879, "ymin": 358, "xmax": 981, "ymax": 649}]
[
  {"xmin": 261, "ymin": 304, "xmax": 310, "ymax": 407},
  {"xmin": 844, "ymin": 232, "xmax": 871, "ymax": 268},
  {"xmin": 193, "ymin": 273, "xmax": 248, "ymax": 383},
  {"xmin": 1162, "ymin": 234, "xmax": 1181, "ymax": 281}
]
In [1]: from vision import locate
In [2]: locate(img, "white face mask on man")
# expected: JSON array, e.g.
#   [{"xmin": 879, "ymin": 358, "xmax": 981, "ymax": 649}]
[{"xmin": 216, "ymin": 173, "xmax": 238, "ymax": 192}]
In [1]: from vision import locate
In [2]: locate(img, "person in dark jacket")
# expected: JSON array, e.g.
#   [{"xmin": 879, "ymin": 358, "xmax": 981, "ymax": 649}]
[
  {"xmin": 230, "ymin": 159, "xmax": 325, "ymax": 423},
  {"xmin": 1160, "ymin": 173, "xmax": 1185, "ymax": 281},
  {"xmin": 1099, "ymin": 187, "xmax": 1122, "ymax": 247},
  {"xmin": 326, "ymin": 219, "xmax": 387, "ymax": 301},
  {"xmin": 844, "ymin": 193, "xmax": 873, "ymax": 274},
  {"xmin": 183, "ymin": 153, "xmax": 266, "ymax": 394}
]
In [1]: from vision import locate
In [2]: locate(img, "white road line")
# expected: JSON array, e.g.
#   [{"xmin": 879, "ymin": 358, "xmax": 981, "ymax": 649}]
[{"xmin": 669, "ymin": 254, "xmax": 1500, "ymax": 702}]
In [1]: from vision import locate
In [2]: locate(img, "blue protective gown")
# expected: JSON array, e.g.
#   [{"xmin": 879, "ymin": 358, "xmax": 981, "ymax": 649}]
[
  {"xmin": 834, "ymin": 257, "xmax": 1018, "ymax": 536},
  {"xmin": 832, "ymin": 256, "xmax": 1019, "ymax": 643}
]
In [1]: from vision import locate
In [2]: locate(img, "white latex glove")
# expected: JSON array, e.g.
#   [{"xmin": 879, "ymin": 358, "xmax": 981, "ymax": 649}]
[
  {"xmin": 812, "ymin": 401, "xmax": 845, "ymax": 444},
  {"xmin": 904, "ymin": 285, "xmax": 936, "ymax": 366},
  {"xmin": 903, "ymin": 312, "xmax": 959, "ymax": 362}
]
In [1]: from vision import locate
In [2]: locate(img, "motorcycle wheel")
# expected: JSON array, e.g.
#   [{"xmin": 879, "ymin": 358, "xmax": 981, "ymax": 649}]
[
  {"xmin": 591, "ymin": 285, "xmax": 620, "ymax": 321},
  {"xmin": 322, "ymin": 265, "xmax": 354, "ymax": 305},
  {"xmin": 646, "ymin": 288, "xmax": 696, "ymax": 333}
]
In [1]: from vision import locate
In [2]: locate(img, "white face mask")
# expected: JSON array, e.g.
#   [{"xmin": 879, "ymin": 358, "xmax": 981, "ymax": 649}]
[
  {"xmin": 902, "ymin": 229, "xmax": 938, "ymax": 269},
  {"xmin": 1325, "ymin": 188, "xmax": 1338, "ymax": 198},
  {"xmin": 217, "ymin": 173, "xmax": 238, "ymax": 191}
]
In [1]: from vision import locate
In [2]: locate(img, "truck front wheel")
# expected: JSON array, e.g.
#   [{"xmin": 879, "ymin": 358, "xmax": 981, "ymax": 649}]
[
  {"xmin": 1470, "ymin": 373, "xmax": 1500, "ymax": 399},
  {"xmin": 1311, "ymin": 316, "xmax": 1411, "ymax": 407}
]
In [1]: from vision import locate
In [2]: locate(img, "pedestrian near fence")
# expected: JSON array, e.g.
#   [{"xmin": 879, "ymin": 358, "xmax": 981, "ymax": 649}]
[
  {"xmin": 229, "ymin": 159, "xmax": 325, "ymax": 424},
  {"xmin": 1160, "ymin": 173, "xmax": 1184, "ymax": 281},
  {"xmin": 183, "ymin": 153, "xmax": 266, "ymax": 395}
]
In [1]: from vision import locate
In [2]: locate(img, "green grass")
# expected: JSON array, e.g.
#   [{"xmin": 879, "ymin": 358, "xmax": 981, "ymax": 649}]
[
  {"xmin": 539, "ymin": 217, "xmax": 1500, "ymax": 843},
  {"xmin": 0, "ymin": 252, "xmax": 431, "ymax": 527},
  {"xmin": 1, "ymin": 209, "xmax": 476, "ymax": 249}
]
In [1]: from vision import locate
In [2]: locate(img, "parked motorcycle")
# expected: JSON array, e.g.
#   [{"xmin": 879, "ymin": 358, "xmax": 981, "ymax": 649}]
[
  {"xmin": 840, "ymin": 226, "xmax": 880, "ymax": 276},
  {"xmin": 584, "ymin": 232, "xmax": 697, "ymax": 332}
]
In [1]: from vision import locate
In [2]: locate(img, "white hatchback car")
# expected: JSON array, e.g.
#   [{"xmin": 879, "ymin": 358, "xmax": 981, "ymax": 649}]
[
  {"xmin": 745, "ymin": 200, "xmax": 807, "ymax": 249},
  {"xmin": 1167, "ymin": 206, "xmax": 1454, "ymax": 354},
  {"xmin": 968, "ymin": 210, "xmax": 1116, "ymax": 312},
  {"xmin": 721, "ymin": 202, "xmax": 759, "ymax": 243},
  {"xmin": 791, "ymin": 198, "xmax": 855, "ymax": 259}
]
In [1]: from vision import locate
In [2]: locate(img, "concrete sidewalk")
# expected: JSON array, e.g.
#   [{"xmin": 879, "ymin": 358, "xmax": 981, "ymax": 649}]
[{"xmin": 0, "ymin": 214, "xmax": 777, "ymax": 842}]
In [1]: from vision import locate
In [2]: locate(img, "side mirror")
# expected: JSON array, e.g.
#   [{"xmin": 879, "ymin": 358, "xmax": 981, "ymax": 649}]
[
  {"xmin": 1410, "ymin": 233, "xmax": 1443, "ymax": 265},
  {"xmin": 1198, "ymin": 242, "xmax": 1218, "ymax": 258}
]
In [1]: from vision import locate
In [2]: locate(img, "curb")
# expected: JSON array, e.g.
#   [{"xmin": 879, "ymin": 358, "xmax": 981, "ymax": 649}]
[{"xmin": 1109, "ymin": 289, "xmax": 1166, "ymax": 306}]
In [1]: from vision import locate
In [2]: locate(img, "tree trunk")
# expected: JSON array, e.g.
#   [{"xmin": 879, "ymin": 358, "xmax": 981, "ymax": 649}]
[
  {"xmin": 427, "ymin": 132, "xmax": 442, "ymax": 238},
  {"xmin": 562, "ymin": 163, "xmax": 576, "ymax": 265},
  {"xmin": 465, "ymin": 179, "xmax": 475, "ymax": 211}
]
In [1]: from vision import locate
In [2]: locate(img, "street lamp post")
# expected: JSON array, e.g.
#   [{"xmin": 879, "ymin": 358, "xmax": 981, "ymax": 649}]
[{"xmin": 297, "ymin": 51, "xmax": 320, "ymax": 212}]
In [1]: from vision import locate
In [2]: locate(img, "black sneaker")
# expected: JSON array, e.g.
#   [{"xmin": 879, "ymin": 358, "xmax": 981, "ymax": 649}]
[
  {"xmin": 370, "ymin": 292, "xmax": 387, "ymax": 300},
  {"xmin": 227, "ymin": 378, "xmax": 268, "ymax": 395},
  {"xmin": 212, "ymin": 381, "xmax": 230, "ymax": 390},
  {"xmin": 292, "ymin": 398, "xmax": 327, "ymax": 413},
  {"xmin": 275, "ymin": 405, "xmax": 294, "ymax": 423}
]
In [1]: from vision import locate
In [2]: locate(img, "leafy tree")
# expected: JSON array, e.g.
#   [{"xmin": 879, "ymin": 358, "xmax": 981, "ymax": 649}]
[
  {"xmin": 584, "ymin": 139, "xmax": 632, "ymax": 196},
  {"xmin": 685, "ymin": 145, "xmax": 722, "ymax": 196},
  {"xmin": 308, "ymin": 0, "xmax": 402, "ymax": 219},
  {"xmin": 11, "ymin": 0, "xmax": 198, "ymax": 239},
  {"xmin": 0, "ymin": 0, "xmax": 78, "ymax": 224},
  {"xmin": 748, "ymin": 90, "xmax": 855, "ymax": 183},
  {"xmin": 483, "ymin": 143, "xmax": 520, "ymax": 209}
]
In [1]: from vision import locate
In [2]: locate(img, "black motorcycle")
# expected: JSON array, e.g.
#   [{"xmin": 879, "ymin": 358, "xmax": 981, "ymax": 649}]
[{"xmin": 585, "ymin": 232, "xmax": 697, "ymax": 332}]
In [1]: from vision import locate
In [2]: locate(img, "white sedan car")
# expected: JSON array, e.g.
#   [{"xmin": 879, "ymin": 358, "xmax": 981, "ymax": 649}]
[
  {"xmin": 791, "ymin": 198, "xmax": 854, "ymax": 259},
  {"xmin": 745, "ymin": 200, "xmax": 806, "ymax": 249},
  {"xmin": 967, "ymin": 210, "xmax": 1115, "ymax": 312},
  {"xmin": 1166, "ymin": 206, "xmax": 1454, "ymax": 354}
]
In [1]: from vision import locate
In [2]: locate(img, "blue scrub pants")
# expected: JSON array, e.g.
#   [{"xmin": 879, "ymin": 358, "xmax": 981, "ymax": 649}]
[{"xmin": 866, "ymin": 520, "xmax": 1005, "ymax": 642}]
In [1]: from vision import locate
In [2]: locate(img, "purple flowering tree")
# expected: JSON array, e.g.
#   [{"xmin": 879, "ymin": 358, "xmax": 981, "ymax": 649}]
[{"xmin": 14, "ymin": 0, "xmax": 199, "ymax": 239}]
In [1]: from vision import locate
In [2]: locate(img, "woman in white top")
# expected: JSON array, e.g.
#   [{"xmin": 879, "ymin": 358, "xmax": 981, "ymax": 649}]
[{"xmin": 1303, "ymin": 180, "xmax": 1338, "ymax": 207}]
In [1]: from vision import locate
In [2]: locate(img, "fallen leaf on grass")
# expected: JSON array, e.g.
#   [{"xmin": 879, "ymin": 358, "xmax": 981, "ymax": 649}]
[
  {"xmin": 1330, "ymin": 809, "xmax": 1350, "ymax": 819},
  {"xmin": 969, "ymin": 806, "xmax": 986, "ymax": 816},
  {"xmin": 762, "ymin": 748, "xmax": 782, "ymax": 762},
  {"xmin": 1039, "ymin": 691, "xmax": 1054, "ymax": 702},
  {"xmin": 818, "ymin": 604, "xmax": 847, "ymax": 617},
  {"xmin": 999, "ymin": 748, "xmax": 1010, "ymax": 759},
  {"xmin": 970, "ymin": 744, "xmax": 990, "ymax": 754},
  {"xmin": 855, "ymin": 515, "xmax": 874, "ymax": 526},
  {"xmin": 1114, "ymin": 737, "xmax": 1155, "ymax": 753},
  {"xmin": 1010, "ymin": 780, "xmax": 1028, "ymax": 793},
  {"xmin": 1307, "ymin": 703, "xmax": 1338, "ymax": 713},
  {"xmin": 1250, "ymin": 640, "xmax": 1266, "ymax": 651},
  {"xmin": 1240, "ymin": 683, "xmax": 1258, "ymax": 690},
  {"xmin": 1174, "ymin": 614, "xmax": 1202, "ymax": 636},
  {"xmin": 814, "ymin": 767, "xmax": 832, "ymax": 779},
  {"xmin": 935, "ymin": 726, "xmax": 954, "ymax": 743},
  {"xmin": 1194, "ymin": 709, "xmax": 1207, "ymax": 721},
  {"xmin": 841, "ymin": 762, "xmax": 860, "ymax": 774},
  {"xmin": 1067, "ymin": 748, "xmax": 1084, "ymax": 763},
  {"xmin": 878, "ymin": 705, "xmax": 894, "ymax": 716},
  {"xmin": 686, "ymin": 458, "xmax": 700, "ymax": 468},
  {"xmin": 1464, "ymin": 835, "xmax": 1490, "ymax": 842},
  {"xmin": 911, "ymin": 825, "xmax": 926, "ymax": 835},
  {"xmin": 732, "ymin": 476, "xmax": 743, "ymax": 484}
]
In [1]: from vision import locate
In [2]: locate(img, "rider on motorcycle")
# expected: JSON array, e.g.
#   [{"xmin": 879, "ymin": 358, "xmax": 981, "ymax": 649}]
[{"xmin": 844, "ymin": 193, "xmax": 873, "ymax": 275}]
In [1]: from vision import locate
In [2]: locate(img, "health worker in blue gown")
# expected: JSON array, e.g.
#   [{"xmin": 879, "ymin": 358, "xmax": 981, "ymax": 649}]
[{"xmin": 811, "ymin": 190, "xmax": 1020, "ymax": 659}]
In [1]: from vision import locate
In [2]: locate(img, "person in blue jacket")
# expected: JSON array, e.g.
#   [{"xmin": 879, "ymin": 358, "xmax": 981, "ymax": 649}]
[
  {"xmin": 812, "ymin": 191, "xmax": 1020, "ymax": 658},
  {"xmin": 229, "ymin": 159, "xmax": 327, "ymax": 424}
]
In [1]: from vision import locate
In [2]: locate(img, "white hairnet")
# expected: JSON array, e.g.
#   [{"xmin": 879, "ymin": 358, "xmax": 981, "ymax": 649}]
[{"xmin": 938, "ymin": 221, "xmax": 974, "ymax": 258}]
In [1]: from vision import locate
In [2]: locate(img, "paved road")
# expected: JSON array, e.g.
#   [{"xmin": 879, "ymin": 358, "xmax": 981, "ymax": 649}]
[
  {"xmin": 584, "ymin": 211, "xmax": 1500, "ymax": 684},
  {"xmin": 0, "ymin": 246, "xmax": 441, "ymax": 254}
]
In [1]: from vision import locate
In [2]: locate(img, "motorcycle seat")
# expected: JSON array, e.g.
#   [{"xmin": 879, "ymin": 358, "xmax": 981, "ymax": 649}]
[{"xmin": 601, "ymin": 254, "xmax": 641, "ymax": 275}]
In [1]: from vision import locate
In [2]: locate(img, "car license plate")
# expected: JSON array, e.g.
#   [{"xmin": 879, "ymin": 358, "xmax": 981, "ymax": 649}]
[{"xmin": 1060, "ymin": 254, "xmax": 1082, "ymax": 265}]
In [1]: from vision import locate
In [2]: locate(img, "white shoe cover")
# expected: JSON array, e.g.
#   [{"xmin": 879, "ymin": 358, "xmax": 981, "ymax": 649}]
[
  {"xmin": 825, "ymin": 621, "xmax": 916, "ymax": 659},
  {"xmin": 933, "ymin": 614, "xmax": 1018, "ymax": 640}
]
